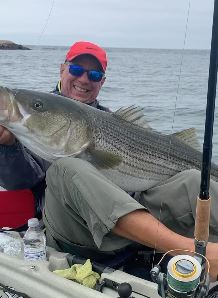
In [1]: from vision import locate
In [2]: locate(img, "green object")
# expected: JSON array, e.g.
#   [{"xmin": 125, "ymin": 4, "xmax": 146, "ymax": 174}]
[
  {"xmin": 167, "ymin": 272, "xmax": 200, "ymax": 293},
  {"xmin": 167, "ymin": 257, "xmax": 201, "ymax": 293},
  {"xmin": 53, "ymin": 259, "xmax": 100, "ymax": 289}
]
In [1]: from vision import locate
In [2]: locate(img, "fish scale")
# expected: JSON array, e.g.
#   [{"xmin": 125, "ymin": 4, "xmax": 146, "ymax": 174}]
[{"xmin": 89, "ymin": 112, "xmax": 204, "ymax": 179}]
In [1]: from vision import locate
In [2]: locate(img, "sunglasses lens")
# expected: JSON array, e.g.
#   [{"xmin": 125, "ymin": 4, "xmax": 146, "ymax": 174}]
[
  {"xmin": 69, "ymin": 64, "xmax": 84, "ymax": 77},
  {"xmin": 68, "ymin": 64, "xmax": 104, "ymax": 82},
  {"xmin": 88, "ymin": 70, "xmax": 104, "ymax": 82}
]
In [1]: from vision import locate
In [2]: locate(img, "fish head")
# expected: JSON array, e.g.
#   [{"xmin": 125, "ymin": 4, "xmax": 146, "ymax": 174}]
[{"xmin": 0, "ymin": 86, "xmax": 91, "ymax": 161}]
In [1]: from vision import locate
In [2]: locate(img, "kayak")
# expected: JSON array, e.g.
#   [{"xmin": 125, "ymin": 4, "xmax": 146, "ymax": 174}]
[{"xmin": 0, "ymin": 242, "xmax": 160, "ymax": 298}]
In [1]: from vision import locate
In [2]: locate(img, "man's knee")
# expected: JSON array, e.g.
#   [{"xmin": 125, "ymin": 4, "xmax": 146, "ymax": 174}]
[
  {"xmin": 181, "ymin": 169, "xmax": 201, "ymax": 182},
  {"xmin": 177, "ymin": 169, "xmax": 201, "ymax": 201}
]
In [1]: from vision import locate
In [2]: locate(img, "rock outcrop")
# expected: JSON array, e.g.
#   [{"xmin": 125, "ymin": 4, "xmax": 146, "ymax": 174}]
[{"xmin": 0, "ymin": 40, "xmax": 30, "ymax": 50}]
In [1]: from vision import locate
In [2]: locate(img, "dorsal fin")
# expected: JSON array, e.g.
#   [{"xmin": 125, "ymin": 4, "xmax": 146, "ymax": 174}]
[
  {"xmin": 114, "ymin": 105, "xmax": 152, "ymax": 130},
  {"xmin": 114, "ymin": 107, "xmax": 200, "ymax": 150},
  {"xmin": 172, "ymin": 128, "xmax": 201, "ymax": 151}
]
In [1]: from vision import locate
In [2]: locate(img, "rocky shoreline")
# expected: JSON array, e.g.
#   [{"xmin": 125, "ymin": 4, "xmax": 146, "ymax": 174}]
[{"xmin": 0, "ymin": 40, "xmax": 30, "ymax": 50}]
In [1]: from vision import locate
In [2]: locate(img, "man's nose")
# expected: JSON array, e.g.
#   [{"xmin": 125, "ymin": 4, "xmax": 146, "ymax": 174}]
[{"xmin": 78, "ymin": 71, "xmax": 90, "ymax": 82}]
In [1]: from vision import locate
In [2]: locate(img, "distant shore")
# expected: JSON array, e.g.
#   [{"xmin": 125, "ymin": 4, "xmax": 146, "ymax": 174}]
[{"xmin": 0, "ymin": 40, "xmax": 30, "ymax": 50}]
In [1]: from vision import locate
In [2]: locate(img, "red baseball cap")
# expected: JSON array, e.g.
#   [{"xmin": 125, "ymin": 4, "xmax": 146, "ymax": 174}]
[{"xmin": 65, "ymin": 41, "xmax": 107, "ymax": 72}]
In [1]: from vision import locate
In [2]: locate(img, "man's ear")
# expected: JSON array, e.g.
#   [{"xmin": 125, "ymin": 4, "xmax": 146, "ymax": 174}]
[
  {"xmin": 60, "ymin": 63, "xmax": 66, "ymax": 76},
  {"xmin": 101, "ymin": 76, "xmax": 106, "ymax": 87}
]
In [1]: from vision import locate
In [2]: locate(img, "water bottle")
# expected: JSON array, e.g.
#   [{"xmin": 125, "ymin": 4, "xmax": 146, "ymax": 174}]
[{"xmin": 23, "ymin": 218, "xmax": 46, "ymax": 261}]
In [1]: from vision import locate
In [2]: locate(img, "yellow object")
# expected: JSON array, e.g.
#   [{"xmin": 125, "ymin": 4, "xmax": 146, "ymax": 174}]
[
  {"xmin": 53, "ymin": 259, "xmax": 100, "ymax": 288},
  {"xmin": 172, "ymin": 261, "xmax": 197, "ymax": 278}
]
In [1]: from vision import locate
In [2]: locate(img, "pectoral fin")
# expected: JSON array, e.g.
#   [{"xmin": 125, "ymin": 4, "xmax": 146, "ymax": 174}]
[{"xmin": 82, "ymin": 148, "xmax": 122, "ymax": 169}]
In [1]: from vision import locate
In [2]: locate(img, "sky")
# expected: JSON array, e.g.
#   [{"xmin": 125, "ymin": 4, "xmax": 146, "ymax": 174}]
[{"xmin": 0, "ymin": 0, "xmax": 215, "ymax": 49}]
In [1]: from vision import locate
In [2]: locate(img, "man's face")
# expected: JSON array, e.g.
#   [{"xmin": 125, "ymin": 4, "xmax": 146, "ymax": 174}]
[{"xmin": 60, "ymin": 54, "xmax": 105, "ymax": 104}]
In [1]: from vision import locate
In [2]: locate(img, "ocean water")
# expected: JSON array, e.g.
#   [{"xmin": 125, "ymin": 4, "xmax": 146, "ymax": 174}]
[{"xmin": 1, "ymin": 45, "xmax": 218, "ymax": 162}]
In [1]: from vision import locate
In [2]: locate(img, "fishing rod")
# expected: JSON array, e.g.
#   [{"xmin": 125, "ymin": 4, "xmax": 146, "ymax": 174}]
[
  {"xmin": 195, "ymin": 0, "xmax": 218, "ymax": 255},
  {"xmin": 151, "ymin": 0, "xmax": 218, "ymax": 297}
]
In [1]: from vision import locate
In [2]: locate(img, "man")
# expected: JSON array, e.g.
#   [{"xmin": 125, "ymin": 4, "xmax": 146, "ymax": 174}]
[{"xmin": 0, "ymin": 41, "xmax": 218, "ymax": 281}]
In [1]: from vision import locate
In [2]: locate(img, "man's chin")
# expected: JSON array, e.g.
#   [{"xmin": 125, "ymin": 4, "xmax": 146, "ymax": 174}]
[{"xmin": 72, "ymin": 96, "xmax": 94, "ymax": 104}]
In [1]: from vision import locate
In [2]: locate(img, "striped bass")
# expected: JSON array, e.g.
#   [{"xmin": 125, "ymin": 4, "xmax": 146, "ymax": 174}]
[{"xmin": 0, "ymin": 86, "xmax": 218, "ymax": 191}]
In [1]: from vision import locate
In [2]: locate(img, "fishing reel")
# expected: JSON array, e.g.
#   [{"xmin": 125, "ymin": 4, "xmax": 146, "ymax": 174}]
[{"xmin": 150, "ymin": 252, "xmax": 210, "ymax": 298}]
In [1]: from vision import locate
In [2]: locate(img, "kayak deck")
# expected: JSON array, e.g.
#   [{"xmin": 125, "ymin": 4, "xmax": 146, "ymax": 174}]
[{"xmin": 0, "ymin": 246, "xmax": 160, "ymax": 298}]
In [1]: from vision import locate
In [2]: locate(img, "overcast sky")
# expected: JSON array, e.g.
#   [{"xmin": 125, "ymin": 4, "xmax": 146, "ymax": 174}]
[{"xmin": 0, "ymin": 0, "xmax": 215, "ymax": 49}]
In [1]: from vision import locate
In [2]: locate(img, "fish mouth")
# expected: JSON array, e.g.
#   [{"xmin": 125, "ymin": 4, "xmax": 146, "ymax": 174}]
[{"xmin": 0, "ymin": 87, "xmax": 22, "ymax": 124}]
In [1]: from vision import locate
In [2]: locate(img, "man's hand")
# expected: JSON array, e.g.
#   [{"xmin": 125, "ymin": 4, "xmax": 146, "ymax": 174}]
[
  {"xmin": 0, "ymin": 126, "xmax": 15, "ymax": 145},
  {"xmin": 206, "ymin": 242, "xmax": 218, "ymax": 282}
]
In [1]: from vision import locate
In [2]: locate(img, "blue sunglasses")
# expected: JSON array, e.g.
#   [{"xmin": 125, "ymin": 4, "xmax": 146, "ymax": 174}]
[{"xmin": 68, "ymin": 64, "xmax": 105, "ymax": 82}]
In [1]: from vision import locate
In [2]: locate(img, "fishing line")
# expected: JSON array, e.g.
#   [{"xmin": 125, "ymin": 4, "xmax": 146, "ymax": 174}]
[
  {"xmin": 15, "ymin": 1, "xmax": 55, "ymax": 154},
  {"xmin": 38, "ymin": 0, "xmax": 55, "ymax": 90},
  {"xmin": 151, "ymin": 0, "xmax": 192, "ymax": 270},
  {"xmin": 37, "ymin": 0, "xmax": 55, "ymax": 44},
  {"xmin": 169, "ymin": 0, "xmax": 191, "ymax": 137},
  {"xmin": 16, "ymin": 0, "xmax": 55, "ymax": 90}
]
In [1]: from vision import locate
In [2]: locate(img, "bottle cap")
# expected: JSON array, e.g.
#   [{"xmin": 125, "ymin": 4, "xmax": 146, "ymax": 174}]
[{"xmin": 28, "ymin": 218, "xmax": 39, "ymax": 228}]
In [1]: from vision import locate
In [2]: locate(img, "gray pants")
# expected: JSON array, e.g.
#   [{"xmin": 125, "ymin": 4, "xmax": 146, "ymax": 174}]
[{"xmin": 43, "ymin": 157, "xmax": 218, "ymax": 252}]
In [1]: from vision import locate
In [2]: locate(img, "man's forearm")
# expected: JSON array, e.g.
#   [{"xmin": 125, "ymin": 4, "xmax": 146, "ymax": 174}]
[
  {"xmin": 113, "ymin": 209, "xmax": 195, "ymax": 252},
  {"xmin": 113, "ymin": 209, "xmax": 218, "ymax": 281}
]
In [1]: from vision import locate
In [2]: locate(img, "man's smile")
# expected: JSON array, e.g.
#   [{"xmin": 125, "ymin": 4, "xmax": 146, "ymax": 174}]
[{"xmin": 73, "ymin": 84, "xmax": 89, "ymax": 93}]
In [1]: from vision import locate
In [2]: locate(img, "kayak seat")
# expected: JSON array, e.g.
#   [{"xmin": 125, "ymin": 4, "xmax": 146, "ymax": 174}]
[{"xmin": 0, "ymin": 189, "xmax": 35, "ymax": 230}]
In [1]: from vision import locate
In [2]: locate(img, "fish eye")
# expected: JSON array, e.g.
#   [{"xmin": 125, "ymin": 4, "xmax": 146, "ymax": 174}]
[{"xmin": 33, "ymin": 100, "xmax": 43, "ymax": 110}]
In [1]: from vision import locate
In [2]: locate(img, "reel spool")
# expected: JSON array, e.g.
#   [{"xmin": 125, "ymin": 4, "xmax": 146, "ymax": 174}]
[{"xmin": 167, "ymin": 255, "xmax": 202, "ymax": 296}]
